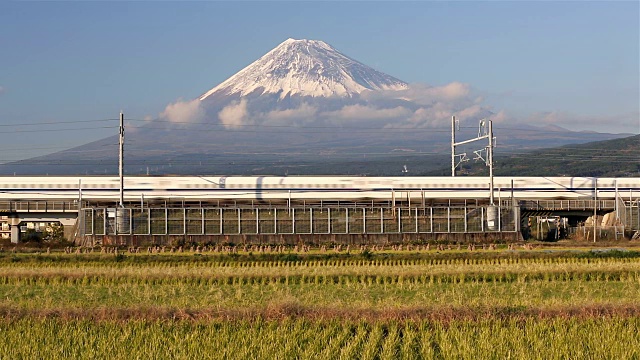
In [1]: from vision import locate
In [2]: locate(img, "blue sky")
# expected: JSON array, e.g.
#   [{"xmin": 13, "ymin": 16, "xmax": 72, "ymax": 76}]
[{"xmin": 1, "ymin": 1, "xmax": 638, "ymax": 160}]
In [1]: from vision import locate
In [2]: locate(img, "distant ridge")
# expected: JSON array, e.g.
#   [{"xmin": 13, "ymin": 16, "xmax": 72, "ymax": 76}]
[{"xmin": 454, "ymin": 134, "xmax": 640, "ymax": 177}]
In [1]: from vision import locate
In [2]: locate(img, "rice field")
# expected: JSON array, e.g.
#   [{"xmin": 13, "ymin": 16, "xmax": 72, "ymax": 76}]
[
  {"xmin": 0, "ymin": 248, "xmax": 638, "ymax": 358},
  {"xmin": 1, "ymin": 317, "xmax": 638, "ymax": 359}
]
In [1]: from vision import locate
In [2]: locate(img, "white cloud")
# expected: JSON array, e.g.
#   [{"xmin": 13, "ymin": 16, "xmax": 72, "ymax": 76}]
[
  {"xmin": 324, "ymin": 104, "xmax": 412, "ymax": 124},
  {"xmin": 363, "ymin": 82, "xmax": 472, "ymax": 106},
  {"xmin": 411, "ymin": 82, "xmax": 470, "ymax": 102},
  {"xmin": 164, "ymin": 81, "xmax": 636, "ymax": 134},
  {"xmin": 405, "ymin": 107, "xmax": 455, "ymax": 128},
  {"xmin": 490, "ymin": 110, "xmax": 509, "ymax": 124},
  {"xmin": 218, "ymin": 99, "xmax": 249, "ymax": 128},
  {"xmin": 160, "ymin": 99, "xmax": 205, "ymax": 124},
  {"xmin": 355, "ymin": 82, "xmax": 495, "ymax": 128},
  {"xmin": 263, "ymin": 103, "xmax": 318, "ymax": 125},
  {"xmin": 125, "ymin": 120, "xmax": 139, "ymax": 133},
  {"xmin": 203, "ymin": 82, "xmax": 502, "ymax": 130}
]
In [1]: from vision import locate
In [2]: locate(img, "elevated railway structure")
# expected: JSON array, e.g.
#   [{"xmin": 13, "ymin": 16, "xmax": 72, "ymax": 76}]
[{"xmin": 0, "ymin": 176, "xmax": 637, "ymax": 245}]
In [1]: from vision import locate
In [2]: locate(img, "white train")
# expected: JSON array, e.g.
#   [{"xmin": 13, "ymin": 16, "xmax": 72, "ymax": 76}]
[{"xmin": 0, "ymin": 176, "xmax": 638, "ymax": 202}]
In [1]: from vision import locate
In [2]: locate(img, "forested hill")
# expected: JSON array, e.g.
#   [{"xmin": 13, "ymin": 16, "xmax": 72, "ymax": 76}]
[{"xmin": 453, "ymin": 134, "xmax": 640, "ymax": 177}]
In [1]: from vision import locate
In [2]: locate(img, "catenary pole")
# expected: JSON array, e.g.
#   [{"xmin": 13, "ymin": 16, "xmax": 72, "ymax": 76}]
[
  {"xmin": 119, "ymin": 112, "xmax": 124, "ymax": 208},
  {"xmin": 594, "ymin": 178, "xmax": 597, "ymax": 243},
  {"xmin": 488, "ymin": 120, "xmax": 494, "ymax": 205},
  {"xmin": 451, "ymin": 116, "xmax": 456, "ymax": 177}
]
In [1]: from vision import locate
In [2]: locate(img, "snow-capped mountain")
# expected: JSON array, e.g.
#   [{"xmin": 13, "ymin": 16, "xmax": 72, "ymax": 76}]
[
  {"xmin": 199, "ymin": 38, "xmax": 407, "ymax": 100},
  {"xmin": 0, "ymin": 37, "xmax": 627, "ymax": 176}
]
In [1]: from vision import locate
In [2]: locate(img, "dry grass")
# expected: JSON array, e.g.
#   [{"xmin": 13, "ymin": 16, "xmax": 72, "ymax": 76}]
[
  {"xmin": 0, "ymin": 304, "xmax": 638, "ymax": 323},
  {"xmin": 1, "ymin": 249, "xmax": 639, "ymax": 358}
]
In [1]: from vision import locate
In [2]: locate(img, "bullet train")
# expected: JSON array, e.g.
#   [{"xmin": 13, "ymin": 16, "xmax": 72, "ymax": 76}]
[{"xmin": 0, "ymin": 176, "xmax": 638, "ymax": 202}]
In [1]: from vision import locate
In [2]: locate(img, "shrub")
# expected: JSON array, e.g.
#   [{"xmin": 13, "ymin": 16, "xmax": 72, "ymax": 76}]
[
  {"xmin": 42, "ymin": 223, "xmax": 65, "ymax": 243},
  {"xmin": 22, "ymin": 229, "xmax": 42, "ymax": 243}
]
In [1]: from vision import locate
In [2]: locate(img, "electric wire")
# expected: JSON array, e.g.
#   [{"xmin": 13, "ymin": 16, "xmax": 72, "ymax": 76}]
[
  {"xmin": 0, "ymin": 118, "xmax": 118, "ymax": 127},
  {"xmin": 0, "ymin": 116, "xmax": 635, "ymax": 167}
]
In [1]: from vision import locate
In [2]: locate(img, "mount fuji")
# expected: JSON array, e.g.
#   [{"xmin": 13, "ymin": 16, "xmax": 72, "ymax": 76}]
[
  {"xmin": 0, "ymin": 38, "xmax": 629, "ymax": 175},
  {"xmin": 188, "ymin": 38, "xmax": 426, "ymax": 130},
  {"xmin": 200, "ymin": 38, "xmax": 407, "ymax": 100}
]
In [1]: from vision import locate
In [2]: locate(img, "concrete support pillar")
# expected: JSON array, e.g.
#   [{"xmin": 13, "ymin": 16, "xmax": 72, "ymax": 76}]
[
  {"xmin": 9, "ymin": 215, "xmax": 20, "ymax": 244},
  {"xmin": 10, "ymin": 226, "xmax": 20, "ymax": 244}
]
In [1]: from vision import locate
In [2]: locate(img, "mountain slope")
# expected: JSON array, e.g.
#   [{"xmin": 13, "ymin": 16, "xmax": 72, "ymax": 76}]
[{"xmin": 199, "ymin": 38, "xmax": 407, "ymax": 100}]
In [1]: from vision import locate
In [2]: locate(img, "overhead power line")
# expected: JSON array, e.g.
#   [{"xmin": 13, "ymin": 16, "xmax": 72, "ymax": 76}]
[
  {"xmin": 0, "ymin": 118, "xmax": 118, "ymax": 127},
  {"xmin": 0, "ymin": 115, "xmax": 633, "ymax": 136},
  {"xmin": 2, "ymin": 126, "xmax": 118, "ymax": 134},
  {"xmin": 1, "ymin": 153, "xmax": 637, "ymax": 166},
  {"xmin": 129, "ymin": 117, "xmax": 612, "ymax": 135}
]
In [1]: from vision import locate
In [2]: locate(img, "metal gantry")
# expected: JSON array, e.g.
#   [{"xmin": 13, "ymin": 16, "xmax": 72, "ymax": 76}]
[{"xmin": 451, "ymin": 116, "xmax": 495, "ymax": 204}]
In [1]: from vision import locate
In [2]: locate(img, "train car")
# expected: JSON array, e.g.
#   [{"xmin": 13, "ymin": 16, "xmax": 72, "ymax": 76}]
[{"xmin": 0, "ymin": 176, "xmax": 637, "ymax": 203}]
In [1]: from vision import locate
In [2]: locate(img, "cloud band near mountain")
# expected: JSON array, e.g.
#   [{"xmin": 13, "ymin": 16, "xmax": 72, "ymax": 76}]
[{"xmin": 159, "ymin": 82, "xmax": 502, "ymax": 129}]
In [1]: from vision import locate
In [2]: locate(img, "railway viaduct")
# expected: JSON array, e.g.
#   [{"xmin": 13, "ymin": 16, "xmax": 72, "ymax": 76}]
[{"xmin": 2, "ymin": 196, "xmax": 637, "ymax": 245}]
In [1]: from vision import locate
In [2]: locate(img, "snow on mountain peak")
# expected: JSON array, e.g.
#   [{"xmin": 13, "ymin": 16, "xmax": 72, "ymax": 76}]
[{"xmin": 199, "ymin": 38, "xmax": 407, "ymax": 101}]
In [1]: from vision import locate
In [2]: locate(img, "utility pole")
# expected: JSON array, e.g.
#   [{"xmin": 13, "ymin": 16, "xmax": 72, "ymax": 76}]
[
  {"xmin": 119, "ymin": 112, "xmax": 124, "ymax": 208},
  {"xmin": 451, "ymin": 116, "xmax": 456, "ymax": 177},
  {"xmin": 78, "ymin": 178, "xmax": 83, "ymax": 244},
  {"xmin": 78, "ymin": 179, "xmax": 82, "ymax": 209},
  {"xmin": 594, "ymin": 178, "xmax": 597, "ymax": 243},
  {"xmin": 511, "ymin": 179, "xmax": 519, "ymax": 240},
  {"xmin": 488, "ymin": 120, "xmax": 494, "ymax": 205}
]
